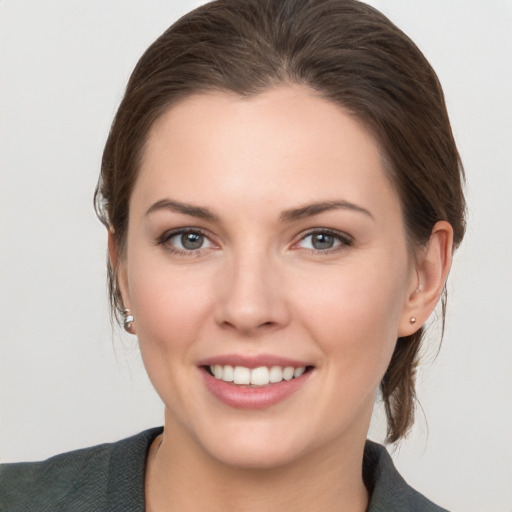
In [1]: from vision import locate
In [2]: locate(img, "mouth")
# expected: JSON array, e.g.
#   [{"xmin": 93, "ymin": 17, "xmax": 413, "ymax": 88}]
[
  {"xmin": 203, "ymin": 364, "xmax": 314, "ymax": 386},
  {"xmin": 198, "ymin": 355, "xmax": 315, "ymax": 408}
]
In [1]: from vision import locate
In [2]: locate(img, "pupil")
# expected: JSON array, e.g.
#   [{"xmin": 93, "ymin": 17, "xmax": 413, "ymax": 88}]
[
  {"xmin": 312, "ymin": 233, "xmax": 334, "ymax": 250},
  {"xmin": 181, "ymin": 232, "xmax": 203, "ymax": 250}
]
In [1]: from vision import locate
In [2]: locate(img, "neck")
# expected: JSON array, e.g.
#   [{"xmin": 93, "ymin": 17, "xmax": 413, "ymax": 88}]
[{"xmin": 145, "ymin": 415, "xmax": 369, "ymax": 512}]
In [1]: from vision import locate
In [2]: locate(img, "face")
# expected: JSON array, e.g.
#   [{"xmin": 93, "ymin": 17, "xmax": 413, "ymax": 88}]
[{"xmin": 118, "ymin": 86, "xmax": 418, "ymax": 469}]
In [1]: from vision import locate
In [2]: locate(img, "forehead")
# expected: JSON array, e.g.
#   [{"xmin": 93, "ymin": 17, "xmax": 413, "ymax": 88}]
[{"xmin": 134, "ymin": 86, "xmax": 400, "ymax": 222}]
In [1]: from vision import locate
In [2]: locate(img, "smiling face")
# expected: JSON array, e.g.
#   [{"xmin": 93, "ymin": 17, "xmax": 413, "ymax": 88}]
[{"xmin": 116, "ymin": 85, "xmax": 420, "ymax": 468}]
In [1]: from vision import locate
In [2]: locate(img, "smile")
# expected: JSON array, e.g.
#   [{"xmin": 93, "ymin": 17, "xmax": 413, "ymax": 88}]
[
  {"xmin": 208, "ymin": 365, "xmax": 307, "ymax": 386},
  {"xmin": 199, "ymin": 355, "xmax": 314, "ymax": 408}
]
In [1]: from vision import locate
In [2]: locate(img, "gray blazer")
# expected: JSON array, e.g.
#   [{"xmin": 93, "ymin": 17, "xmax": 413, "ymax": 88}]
[{"xmin": 0, "ymin": 428, "xmax": 449, "ymax": 511}]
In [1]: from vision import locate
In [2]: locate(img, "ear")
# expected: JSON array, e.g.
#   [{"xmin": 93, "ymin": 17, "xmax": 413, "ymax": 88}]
[
  {"xmin": 108, "ymin": 228, "xmax": 136, "ymax": 334},
  {"xmin": 398, "ymin": 221, "xmax": 454, "ymax": 337}
]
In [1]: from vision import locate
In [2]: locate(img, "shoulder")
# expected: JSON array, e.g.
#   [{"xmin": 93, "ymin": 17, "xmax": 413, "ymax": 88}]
[
  {"xmin": 0, "ymin": 427, "xmax": 162, "ymax": 512},
  {"xmin": 1, "ymin": 442, "xmax": 113, "ymax": 512},
  {"xmin": 364, "ymin": 440, "xmax": 449, "ymax": 512}
]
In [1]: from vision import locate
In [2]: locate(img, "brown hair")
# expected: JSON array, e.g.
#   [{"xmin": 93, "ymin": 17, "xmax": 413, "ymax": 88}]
[{"xmin": 95, "ymin": 0, "xmax": 466, "ymax": 443}]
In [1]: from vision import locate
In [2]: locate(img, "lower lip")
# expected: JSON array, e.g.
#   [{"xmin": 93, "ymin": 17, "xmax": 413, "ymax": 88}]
[{"xmin": 201, "ymin": 369, "xmax": 311, "ymax": 409}]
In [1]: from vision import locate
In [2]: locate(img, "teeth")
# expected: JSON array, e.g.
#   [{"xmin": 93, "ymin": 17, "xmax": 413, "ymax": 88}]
[
  {"xmin": 222, "ymin": 365, "xmax": 234, "ymax": 382},
  {"xmin": 294, "ymin": 366, "xmax": 305, "ymax": 378},
  {"xmin": 213, "ymin": 364, "xmax": 223, "ymax": 379},
  {"xmin": 233, "ymin": 366, "xmax": 251, "ymax": 384},
  {"xmin": 250, "ymin": 366, "xmax": 269, "ymax": 386},
  {"xmin": 282, "ymin": 367, "xmax": 294, "ymax": 380},
  {"xmin": 209, "ymin": 364, "xmax": 307, "ymax": 386},
  {"xmin": 269, "ymin": 366, "xmax": 283, "ymax": 383}
]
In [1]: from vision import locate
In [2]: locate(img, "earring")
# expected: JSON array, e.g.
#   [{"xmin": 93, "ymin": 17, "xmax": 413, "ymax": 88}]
[
  {"xmin": 409, "ymin": 316, "xmax": 417, "ymax": 325},
  {"xmin": 123, "ymin": 308, "xmax": 134, "ymax": 333}
]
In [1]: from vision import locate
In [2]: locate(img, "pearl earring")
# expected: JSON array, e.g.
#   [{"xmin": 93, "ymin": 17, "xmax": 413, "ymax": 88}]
[
  {"xmin": 409, "ymin": 317, "xmax": 417, "ymax": 325},
  {"xmin": 123, "ymin": 308, "xmax": 134, "ymax": 333}
]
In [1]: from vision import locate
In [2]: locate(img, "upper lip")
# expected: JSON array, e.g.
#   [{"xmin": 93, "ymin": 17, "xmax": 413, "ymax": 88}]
[{"xmin": 197, "ymin": 354, "xmax": 312, "ymax": 369}]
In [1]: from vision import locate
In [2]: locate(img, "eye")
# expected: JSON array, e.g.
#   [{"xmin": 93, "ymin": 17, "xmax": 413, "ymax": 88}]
[
  {"xmin": 295, "ymin": 230, "xmax": 352, "ymax": 252},
  {"xmin": 159, "ymin": 229, "xmax": 214, "ymax": 253}
]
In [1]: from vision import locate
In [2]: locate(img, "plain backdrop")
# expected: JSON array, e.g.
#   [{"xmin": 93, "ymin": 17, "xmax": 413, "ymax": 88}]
[{"xmin": 1, "ymin": 1, "xmax": 511, "ymax": 511}]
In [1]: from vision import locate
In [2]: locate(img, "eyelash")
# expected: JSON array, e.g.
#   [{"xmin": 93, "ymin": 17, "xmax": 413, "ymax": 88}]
[
  {"xmin": 155, "ymin": 228, "xmax": 353, "ymax": 256},
  {"xmin": 156, "ymin": 228, "xmax": 213, "ymax": 257},
  {"xmin": 294, "ymin": 229, "xmax": 354, "ymax": 254}
]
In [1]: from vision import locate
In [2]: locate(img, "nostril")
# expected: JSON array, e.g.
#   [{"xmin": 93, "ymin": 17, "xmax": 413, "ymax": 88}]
[{"xmin": 218, "ymin": 318, "xmax": 279, "ymax": 334}]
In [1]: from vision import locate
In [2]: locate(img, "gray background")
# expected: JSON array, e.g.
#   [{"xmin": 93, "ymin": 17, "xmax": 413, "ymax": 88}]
[{"xmin": 1, "ymin": 1, "xmax": 511, "ymax": 510}]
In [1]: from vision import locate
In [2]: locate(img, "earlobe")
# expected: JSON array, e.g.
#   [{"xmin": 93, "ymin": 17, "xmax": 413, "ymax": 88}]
[
  {"xmin": 108, "ymin": 228, "xmax": 136, "ymax": 334},
  {"xmin": 108, "ymin": 227, "xmax": 119, "ymax": 271},
  {"xmin": 398, "ymin": 221, "xmax": 454, "ymax": 337}
]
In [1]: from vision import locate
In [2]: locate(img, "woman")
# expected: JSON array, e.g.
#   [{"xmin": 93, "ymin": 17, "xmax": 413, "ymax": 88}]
[{"xmin": 0, "ymin": 0, "xmax": 465, "ymax": 510}]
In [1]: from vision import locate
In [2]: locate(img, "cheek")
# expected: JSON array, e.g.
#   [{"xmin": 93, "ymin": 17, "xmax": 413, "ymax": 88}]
[
  {"xmin": 127, "ymin": 257, "xmax": 213, "ymax": 357},
  {"xmin": 125, "ymin": 259, "xmax": 216, "ymax": 413},
  {"xmin": 294, "ymin": 255, "xmax": 409, "ymax": 378}
]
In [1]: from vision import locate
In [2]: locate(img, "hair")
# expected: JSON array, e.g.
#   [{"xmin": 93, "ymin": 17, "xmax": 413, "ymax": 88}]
[{"xmin": 95, "ymin": 0, "xmax": 466, "ymax": 443}]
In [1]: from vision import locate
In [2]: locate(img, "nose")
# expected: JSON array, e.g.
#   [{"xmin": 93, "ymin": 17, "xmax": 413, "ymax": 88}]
[{"xmin": 214, "ymin": 248, "xmax": 290, "ymax": 335}]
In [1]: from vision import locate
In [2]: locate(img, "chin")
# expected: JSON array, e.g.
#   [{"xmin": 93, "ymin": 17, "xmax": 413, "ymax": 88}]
[
  {"xmin": 192, "ymin": 413, "xmax": 343, "ymax": 471},
  {"xmin": 205, "ymin": 438, "xmax": 305, "ymax": 470}
]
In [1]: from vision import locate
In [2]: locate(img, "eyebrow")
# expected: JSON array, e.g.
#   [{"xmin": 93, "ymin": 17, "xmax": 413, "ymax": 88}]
[
  {"xmin": 279, "ymin": 200, "xmax": 374, "ymax": 223},
  {"xmin": 145, "ymin": 199, "xmax": 219, "ymax": 221},
  {"xmin": 145, "ymin": 198, "xmax": 373, "ymax": 223}
]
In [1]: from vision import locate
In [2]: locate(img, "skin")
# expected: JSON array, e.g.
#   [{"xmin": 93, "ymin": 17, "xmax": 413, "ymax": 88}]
[{"xmin": 111, "ymin": 85, "xmax": 453, "ymax": 512}]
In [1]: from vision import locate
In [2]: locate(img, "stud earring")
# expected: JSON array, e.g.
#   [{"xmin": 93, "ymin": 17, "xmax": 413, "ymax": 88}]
[
  {"xmin": 409, "ymin": 316, "xmax": 417, "ymax": 325},
  {"xmin": 123, "ymin": 308, "xmax": 134, "ymax": 333}
]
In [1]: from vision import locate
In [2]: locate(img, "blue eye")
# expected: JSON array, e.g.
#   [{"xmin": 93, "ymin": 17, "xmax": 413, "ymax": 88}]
[
  {"xmin": 162, "ymin": 230, "xmax": 213, "ymax": 252},
  {"xmin": 297, "ymin": 230, "xmax": 352, "ymax": 251}
]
